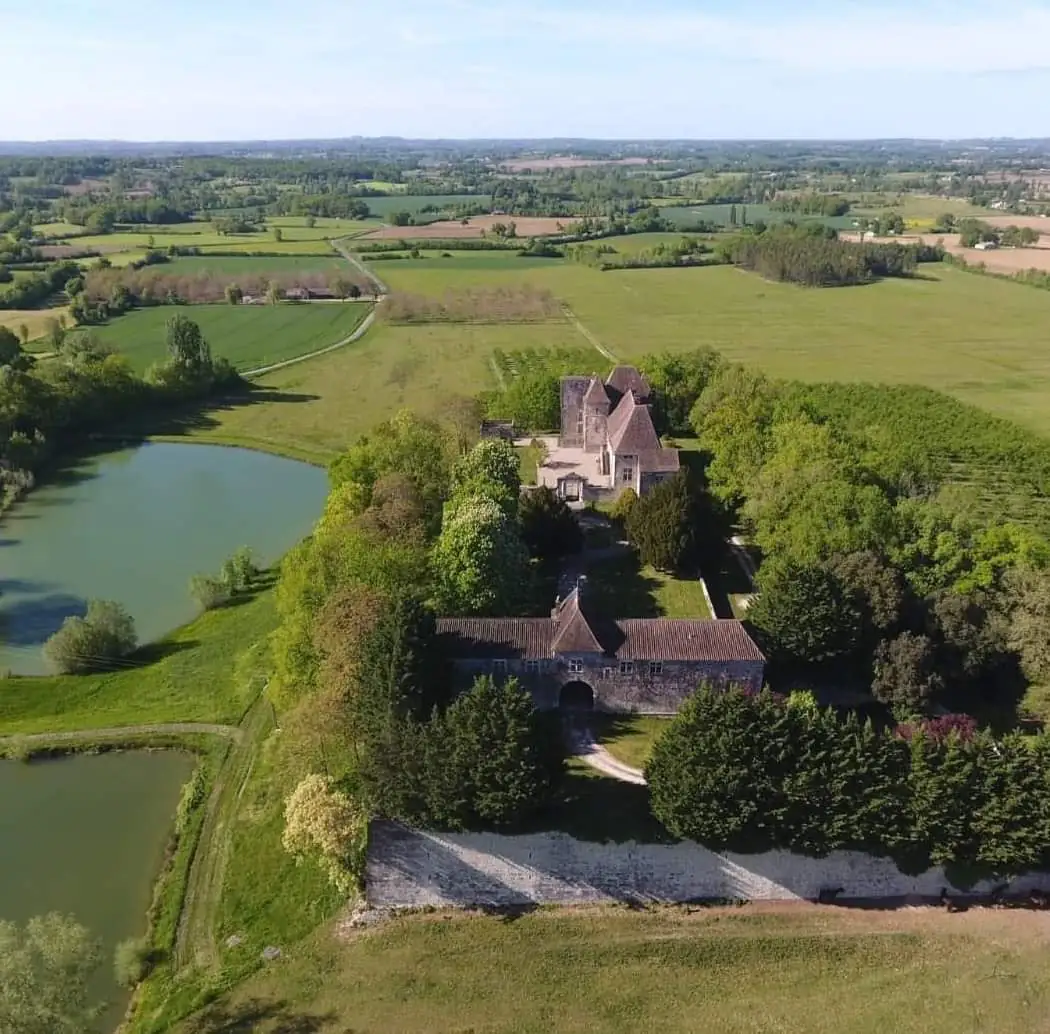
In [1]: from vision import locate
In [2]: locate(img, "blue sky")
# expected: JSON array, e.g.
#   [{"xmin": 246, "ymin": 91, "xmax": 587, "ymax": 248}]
[{"xmin": 4, "ymin": 0, "xmax": 1050, "ymax": 140}]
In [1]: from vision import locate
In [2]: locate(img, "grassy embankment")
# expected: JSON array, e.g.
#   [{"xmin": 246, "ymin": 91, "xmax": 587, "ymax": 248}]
[{"xmin": 176, "ymin": 906, "xmax": 1050, "ymax": 1034}]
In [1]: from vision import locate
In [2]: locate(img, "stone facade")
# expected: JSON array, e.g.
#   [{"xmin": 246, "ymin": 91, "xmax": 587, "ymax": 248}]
[{"xmin": 436, "ymin": 587, "xmax": 766, "ymax": 715}]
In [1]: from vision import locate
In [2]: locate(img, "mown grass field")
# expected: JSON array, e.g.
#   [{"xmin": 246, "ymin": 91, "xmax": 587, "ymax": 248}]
[
  {"xmin": 585, "ymin": 551, "xmax": 712, "ymax": 620},
  {"xmin": 364, "ymin": 250, "xmax": 564, "ymax": 271},
  {"xmin": 373, "ymin": 259, "xmax": 1050, "ymax": 437},
  {"xmin": 72, "ymin": 302, "xmax": 371, "ymax": 372},
  {"xmin": 187, "ymin": 319, "xmax": 585, "ymax": 456},
  {"xmin": 177, "ymin": 906, "xmax": 1050, "ymax": 1034}
]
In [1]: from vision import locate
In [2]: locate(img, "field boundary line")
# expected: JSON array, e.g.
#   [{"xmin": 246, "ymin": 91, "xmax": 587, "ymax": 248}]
[
  {"xmin": 562, "ymin": 304, "xmax": 618, "ymax": 362},
  {"xmin": 332, "ymin": 237, "xmax": 389, "ymax": 296},
  {"xmin": 241, "ymin": 305, "xmax": 376, "ymax": 378}
]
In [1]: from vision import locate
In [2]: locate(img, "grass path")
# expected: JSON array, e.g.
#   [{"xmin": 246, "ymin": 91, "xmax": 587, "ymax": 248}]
[
  {"xmin": 562, "ymin": 303, "xmax": 618, "ymax": 362},
  {"xmin": 0, "ymin": 722, "xmax": 240, "ymax": 745},
  {"xmin": 175, "ymin": 695, "xmax": 274, "ymax": 970}
]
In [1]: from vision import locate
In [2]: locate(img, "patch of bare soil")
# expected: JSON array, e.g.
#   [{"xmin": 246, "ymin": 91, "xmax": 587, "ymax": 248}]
[
  {"xmin": 363, "ymin": 215, "xmax": 579, "ymax": 240},
  {"xmin": 842, "ymin": 231, "xmax": 1050, "ymax": 275}
]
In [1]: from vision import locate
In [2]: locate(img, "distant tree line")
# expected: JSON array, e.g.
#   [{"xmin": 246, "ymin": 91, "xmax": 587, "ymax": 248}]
[{"xmin": 769, "ymin": 193, "xmax": 851, "ymax": 216}]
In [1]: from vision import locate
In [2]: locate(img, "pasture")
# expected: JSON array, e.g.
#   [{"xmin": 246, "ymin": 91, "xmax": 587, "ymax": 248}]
[
  {"xmin": 72, "ymin": 302, "xmax": 371, "ymax": 373},
  {"xmin": 364, "ymin": 250, "xmax": 564, "ymax": 271},
  {"xmin": 188, "ymin": 319, "xmax": 586, "ymax": 458},
  {"xmin": 660, "ymin": 203, "xmax": 856, "ymax": 231},
  {"xmin": 373, "ymin": 259, "xmax": 1050, "ymax": 437},
  {"xmin": 179, "ymin": 905, "xmax": 1050, "ymax": 1034}
]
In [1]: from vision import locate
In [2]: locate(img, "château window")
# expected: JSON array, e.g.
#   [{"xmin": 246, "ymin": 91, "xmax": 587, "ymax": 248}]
[
  {"xmin": 568, "ymin": 659, "xmax": 584, "ymax": 674},
  {"xmin": 619, "ymin": 661, "xmax": 634, "ymax": 675},
  {"xmin": 525, "ymin": 660, "xmax": 539, "ymax": 675},
  {"xmin": 492, "ymin": 659, "xmax": 507, "ymax": 675},
  {"xmin": 601, "ymin": 667, "xmax": 614, "ymax": 679},
  {"xmin": 649, "ymin": 661, "xmax": 664, "ymax": 676},
  {"xmin": 622, "ymin": 467, "xmax": 634, "ymax": 483}
]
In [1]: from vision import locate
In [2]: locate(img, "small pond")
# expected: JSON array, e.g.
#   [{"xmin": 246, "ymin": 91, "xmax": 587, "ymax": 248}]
[
  {"xmin": 0, "ymin": 750, "xmax": 195, "ymax": 1029},
  {"xmin": 0, "ymin": 441, "xmax": 327, "ymax": 674}
]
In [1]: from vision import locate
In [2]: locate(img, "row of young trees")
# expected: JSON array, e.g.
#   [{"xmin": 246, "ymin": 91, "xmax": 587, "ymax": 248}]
[
  {"xmin": 0, "ymin": 258, "xmax": 80, "ymax": 308},
  {"xmin": 378, "ymin": 287, "xmax": 560, "ymax": 324},
  {"xmin": 649, "ymin": 686, "xmax": 1050, "ymax": 881}
]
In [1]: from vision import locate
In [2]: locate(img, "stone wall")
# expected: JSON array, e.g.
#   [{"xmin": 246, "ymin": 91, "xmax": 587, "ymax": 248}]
[
  {"xmin": 367, "ymin": 821, "xmax": 1050, "ymax": 908},
  {"xmin": 448, "ymin": 657, "xmax": 764, "ymax": 713}
]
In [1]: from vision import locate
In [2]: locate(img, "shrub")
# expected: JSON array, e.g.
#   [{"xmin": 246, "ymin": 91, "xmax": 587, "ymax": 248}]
[
  {"xmin": 609, "ymin": 487, "xmax": 638, "ymax": 523},
  {"xmin": 113, "ymin": 937, "xmax": 151, "ymax": 988},
  {"xmin": 43, "ymin": 599, "xmax": 137, "ymax": 674},
  {"xmin": 519, "ymin": 486, "xmax": 582, "ymax": 560},
  {"xmin": 220, "ymin": 545, "xmax": 259, "ymax": 594},
  {"xmin": 174, "ymin": 766, "xmax": 207, "ymax": 835},
  {"xmin": 625, "ymin": 471, "xmax": 698, "ymax": 572},
  {"xmin": 189, "ymin": 574, "xmax": 231, "ymax": 611}
]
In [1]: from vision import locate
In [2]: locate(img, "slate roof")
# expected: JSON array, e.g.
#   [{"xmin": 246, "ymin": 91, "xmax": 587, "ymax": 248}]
[
  {"xmin": 638, "ymin": 448, "xmax": 681, "ymax": 473},
  {"xmin": 607, "ymin": 394, "xmax": 662, "ymax": 455},
  {"xmin": 605, "ymin": 365, "xmax": 652, "ymax": 401},
  {"xmin": 582, "ymin": 376, "xmax": 610, "ymax": 411}
]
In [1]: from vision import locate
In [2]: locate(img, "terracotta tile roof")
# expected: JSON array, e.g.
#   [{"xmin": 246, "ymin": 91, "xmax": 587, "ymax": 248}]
[
  {"xmin": 436, "ymin": 618, "xmax": 554, "ymax": 659},
  {"xmin": 613, "ymin": 619, "xmax": 765, "ymax": 662},
  {"xmin": 608, "ymin": 396, "xmax": 662, "ymax": 455},
  {"xmin": 605, "ymin": 365, "xmax": 652, "ymax": 400}
]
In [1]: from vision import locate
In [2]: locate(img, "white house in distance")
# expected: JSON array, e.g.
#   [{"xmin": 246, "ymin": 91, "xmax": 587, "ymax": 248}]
[{"xmin": 535, "ymin": 365, "xmax": 679, "ymax": 506}]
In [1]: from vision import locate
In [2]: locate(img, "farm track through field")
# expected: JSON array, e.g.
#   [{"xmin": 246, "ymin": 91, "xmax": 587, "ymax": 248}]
[
  {"xmin": 332, "ymin": 237, "xmax": 389, "ymax": 296},
  {"xmin": 175, "ymin": 695, "xmax": 273, "ymax": 971},
  {"xmin": 562, "ymin": 304, "xmax": 618, "ymax": 362}
]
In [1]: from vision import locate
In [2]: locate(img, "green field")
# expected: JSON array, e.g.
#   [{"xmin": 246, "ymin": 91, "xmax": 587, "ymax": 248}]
[
  {"xmin": 187, "ymin": 319, "xmax": 585, "ymax": 457},
  {"xmin": 165, "ymin": 255, "xmax": 349, "ymax": 276},
  {"xmin": 593, "ymin": 714, "xmax": 670, "ymax": 769},
  {"xmin": 363, "ymin": 193, "xmax": 490, "ymax": 219},
  {"xmin": 660, "ymin": 203, "xmax": 857, "ymax": 230},
  {"xmin": 177, "ymin": 907, "xmax": 1050, "ymax": 1034},
  {"xmin": 372, "ymin": 259, "xmax": 1050, "ymax": 437},
  {"xmin": 73, "ymin": 302, "xmax": 371, "ymax": 373}
]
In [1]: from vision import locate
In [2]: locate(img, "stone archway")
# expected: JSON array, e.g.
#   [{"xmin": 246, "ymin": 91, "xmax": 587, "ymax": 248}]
[{"xmin": 559, "ymin": 680, "xmax": 595, "ymax": 711}]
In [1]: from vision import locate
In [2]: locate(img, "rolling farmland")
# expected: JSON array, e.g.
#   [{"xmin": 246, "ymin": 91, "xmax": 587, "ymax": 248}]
[{"xmin": 72, "ymin": 302, "xmax": 371, "ymax": 373}]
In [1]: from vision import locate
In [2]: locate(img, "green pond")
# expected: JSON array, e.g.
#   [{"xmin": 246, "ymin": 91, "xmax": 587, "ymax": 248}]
[
  {"xmin": 0, "ymin": 750, "xmax": 195, "ymax": 1028},
  {"xmin": 0, "ymin": 442, "xmax": 327, "ymax": 674}
]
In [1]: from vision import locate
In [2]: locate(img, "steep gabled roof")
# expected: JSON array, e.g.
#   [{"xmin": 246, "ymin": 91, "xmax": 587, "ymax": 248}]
[
  {"xmin": 551, "ymin": 588, "xmax": 606, "ymax": 654},
  {"xmin": 582, "ymin": 376, "xmax": 610, "ymax": 411},
  {"xmin": 607, "ymin": 394, "xmax": 662, "ymax": 455},
  {"xmin": 605, "ymin": 365, "xmax": 652, "ymax": 401}
]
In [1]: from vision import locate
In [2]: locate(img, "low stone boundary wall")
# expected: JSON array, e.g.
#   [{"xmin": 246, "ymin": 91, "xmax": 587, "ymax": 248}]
[{"xmin": 366, "ymin": 821, "xmax": 1047, "ymax": 908}]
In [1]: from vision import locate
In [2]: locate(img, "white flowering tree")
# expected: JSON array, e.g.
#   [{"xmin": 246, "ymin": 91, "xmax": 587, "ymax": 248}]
[{"xmin": 282, "ymin": 774, "xmax": 366, "ymax": 893}]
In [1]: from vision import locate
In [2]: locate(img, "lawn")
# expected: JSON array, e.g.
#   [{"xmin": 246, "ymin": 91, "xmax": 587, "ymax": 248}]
[
  {"xmin": 164, "ymin": 255, "xmax": 349, "ymax": 276},
  {"xmin": 374, "ymin": 259, "xmax": 1050, "ymax": 438},
  {"xmin": 584, "ymin": 551, "xmax": 712, "ymax": 619},
  {"xmin": 185, "ymin": 319, "xmax": 585, "ymax": 457},
  {"xmin": 592, "ymin": 713, "xmax": 670, "ymax": 769},
  {"xmin": 70, "ymin": 302, "xmax": 371, "ymax": 372},
  {"xmin": 176, "ymin": 906, "xmax": 1050, "ymax": 1034},
  {"xmin": 0, "ymin": 590, "xmax": 277, "ymax": 735}
]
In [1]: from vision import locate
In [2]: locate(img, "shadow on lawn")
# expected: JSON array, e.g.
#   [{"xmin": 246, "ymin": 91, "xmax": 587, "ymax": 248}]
[
  {"xmin": 583, "ymin": 552, "xmax": 662, "ymax": 619},
  {"xmin": 186, "ymin": 998, "xmax": 337, "ymax": 1034}
]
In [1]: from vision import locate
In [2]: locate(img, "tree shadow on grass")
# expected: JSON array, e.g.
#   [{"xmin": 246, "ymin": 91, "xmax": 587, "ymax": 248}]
[
  {"xmin": 583, "ymin": 552, "xmax": 661, "ymax": 619},
  {"xmin": 128, "ymin": 639, "xmax": 201, "ymax": 665},
  {"xmin": 186, "ymin": 998, "xmax": 337, "ymax": 1034}
]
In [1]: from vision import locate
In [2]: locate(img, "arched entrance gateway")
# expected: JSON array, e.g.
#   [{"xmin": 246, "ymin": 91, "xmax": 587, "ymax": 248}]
[{"xmin": 559, "ymin": 680, "xmax": 595, "ymax": 711}]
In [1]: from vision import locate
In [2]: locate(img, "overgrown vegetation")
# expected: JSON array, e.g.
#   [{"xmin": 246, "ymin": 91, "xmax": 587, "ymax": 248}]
[{"xmin": 379, "ymin": 286, "xmax": 561, "ymax": 323}]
